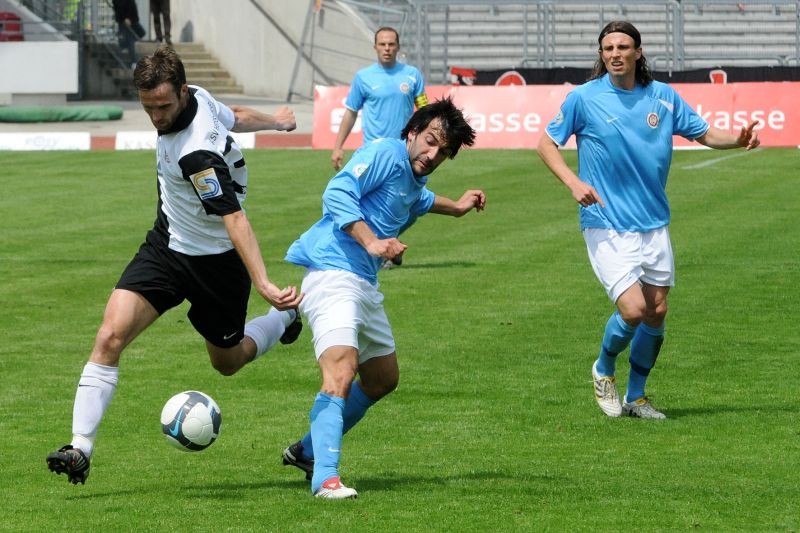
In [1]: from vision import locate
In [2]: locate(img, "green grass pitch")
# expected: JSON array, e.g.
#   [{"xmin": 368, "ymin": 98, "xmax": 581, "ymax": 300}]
[{"xmin": 0, "ymin": 147, "xmax": 797, "ymax": 531}]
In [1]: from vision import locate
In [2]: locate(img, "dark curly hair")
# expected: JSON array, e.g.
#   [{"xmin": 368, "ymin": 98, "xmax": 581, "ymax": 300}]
[{"xmin": 401, "ymin": 97, "xmax": 476, "ymax": 158}]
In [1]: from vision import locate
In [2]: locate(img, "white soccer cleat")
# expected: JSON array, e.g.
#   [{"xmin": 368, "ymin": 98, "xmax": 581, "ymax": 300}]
[
  {"xmin": 592, "ymin": 361, "xmax": 622, "ymax": 417},
  {"xmin": 314, "ymin": 476, "xmax": 358, "ymax": 500},
  {"xmin": 622, "ymin": 396, "xmax": 666, "ymax": 420}
]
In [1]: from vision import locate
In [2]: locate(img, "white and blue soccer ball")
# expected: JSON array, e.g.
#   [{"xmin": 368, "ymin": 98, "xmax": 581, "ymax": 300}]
[{"xmin": 160, "ymin": 391, "xmax": 222, "ymax": 452}]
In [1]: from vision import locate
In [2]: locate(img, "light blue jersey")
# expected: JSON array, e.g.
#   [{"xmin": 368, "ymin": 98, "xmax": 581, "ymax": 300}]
[
  {"xmin": 346, "ymin": 62, "xmax": 426, "ymax": 144},
  {"xmin": 285, "ymin": 138, "xmax": 435, "ymax": 285},
  {"xmin": 546, "ymin": 74, "xmax": 709, "ymax": 232}
]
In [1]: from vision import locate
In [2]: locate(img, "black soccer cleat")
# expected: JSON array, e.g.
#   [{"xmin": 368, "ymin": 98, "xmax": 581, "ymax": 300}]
[
  {"xmin": 282, "ymin": 441, "xmax": 313, "ymax": 481},
  {"xmin": 381, "ymin": 251, "xmax": 404, "ymax": 270},
  {"xmin": 279, "ymin": 310, "xmax": 302, "ymax": 345},
  {"xmin": 47, "ymin": 444, "xmax": 91, "ymax": 485}
]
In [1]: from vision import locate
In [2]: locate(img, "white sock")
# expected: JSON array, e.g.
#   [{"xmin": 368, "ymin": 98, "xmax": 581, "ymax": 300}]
[
  {"xmin": 71, "ymin": 362, "xmax": 119, "ymax": 457},
  {"xmin": 244, "ymin": 308, "xmax": 294, "ymax": 359}
]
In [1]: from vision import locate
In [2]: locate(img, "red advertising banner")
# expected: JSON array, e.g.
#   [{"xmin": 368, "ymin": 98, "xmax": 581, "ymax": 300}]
[{"xmin": 312, "ymin": 82, "xmax": 799, "ymax": 149}]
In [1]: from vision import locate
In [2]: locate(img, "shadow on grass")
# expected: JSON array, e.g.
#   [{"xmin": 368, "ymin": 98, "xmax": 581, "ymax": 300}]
[
  {"xmin": 64, "ymin": 470, "xmax": 552, "ymax": 500},
  {"xmin": 659, "ymin": 405, "xmax": 795, "ymax": 418},
  {"xmin": 383, "ymin": 261, "xmax": 476, "ymax": 270}
]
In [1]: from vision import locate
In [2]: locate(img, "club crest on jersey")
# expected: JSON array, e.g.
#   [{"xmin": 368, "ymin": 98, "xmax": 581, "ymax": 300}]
[
  {"xmin": 647, "ymin": 112, "xmax": 660, "ymax": 129},
  {"xmin": 190, "ymin": 168, "xmax": 223, "ymax": 200},
  {"xmin": 353, "ymin": 163, "xmax": 369, "ymax": 177},
  {"xmin": 399, "ymin": 82, "xmax": 410, "ymax": 94}
]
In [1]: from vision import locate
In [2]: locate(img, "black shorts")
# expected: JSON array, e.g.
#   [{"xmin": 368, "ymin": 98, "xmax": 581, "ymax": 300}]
[{"xmin": 116, "ymin": 232, "xmax": 250, "ymax": 348}]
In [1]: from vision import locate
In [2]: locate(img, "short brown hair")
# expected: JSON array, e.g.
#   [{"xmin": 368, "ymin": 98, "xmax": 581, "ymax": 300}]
[
  {"xmin": 374, "ymin": 26, "xmax": 399, "ymax": 46},
  {"xmin": 133, "ymin": 46, "xmax": 186, "ymax": 94}
]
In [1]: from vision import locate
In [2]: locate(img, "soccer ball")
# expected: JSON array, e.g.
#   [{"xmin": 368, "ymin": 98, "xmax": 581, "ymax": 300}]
[{"xmin": 160, "ymin": 391, "xmax": 222, "ymax": 452}]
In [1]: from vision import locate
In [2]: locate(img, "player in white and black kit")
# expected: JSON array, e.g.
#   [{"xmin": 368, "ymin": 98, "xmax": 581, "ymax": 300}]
[{"xmin": 47, "ymin": 46, "xmax": 304, "ymax": 485}]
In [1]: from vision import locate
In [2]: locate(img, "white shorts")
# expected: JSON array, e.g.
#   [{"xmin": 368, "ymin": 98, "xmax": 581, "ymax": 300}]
[
  {"xmin": 583, "ymin": 226, "xmax": 675, "ymax": 302},
  {"xmin": 299, "ymin": 268, "xmax": 396, "ymax": 364}
]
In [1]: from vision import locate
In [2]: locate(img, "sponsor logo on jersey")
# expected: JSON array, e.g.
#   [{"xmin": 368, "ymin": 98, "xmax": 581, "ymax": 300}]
[
  {"xmin": 647, "ymin": 112, "xmax": 660, "ymax": 128},
  {"xmin": 191, "ymin": 168, "xmax": 223, "ymax": 199},
  {"xmin": 399, "ymin": 82, "xmax": 410, "ymax": 94}
]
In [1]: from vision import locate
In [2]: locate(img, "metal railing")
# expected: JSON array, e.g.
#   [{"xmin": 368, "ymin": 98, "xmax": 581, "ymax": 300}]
[{"xmin": 19, "ymin": 0, "xmax": 132, "ymax": 64}]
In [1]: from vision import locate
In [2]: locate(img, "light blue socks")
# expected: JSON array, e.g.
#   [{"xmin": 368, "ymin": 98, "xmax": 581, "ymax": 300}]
[
  {"xmin": 595, "ymin": 311, "xmax": 637, "ymax": 376},
  {"xmin": 626, "ymin": 322, "xmax": 665, "ymax": 402},
  {"xmin": 300, "ymin": 381, "xmax": 375, "ymax": 460},
  {"xmin": 309, "ymin": 392, "xmax": 346, "ymax": 492}
]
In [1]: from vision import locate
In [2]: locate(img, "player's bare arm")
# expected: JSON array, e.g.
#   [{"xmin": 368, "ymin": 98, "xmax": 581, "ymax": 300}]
[
  {"xmin": 222, "ymin": 211, "xmax": 302, "ymax": 310},
  {"xmin": 331, "ymin": 109, "xmax": 358, "ymax": 170},
  {"xmin": 344, "ymin": 219, "xmax": 407, "ymax": 260},
  {"xmin": 229, "ymin": 105, "xmax": 297, "ymax": 133},
  {"xmin": 696, "ymin": 120, "xmax": 760, "ymax": 150},
  {"xmin": 429, "ymin": 190, "xmax": 486, "ymax": 217},
  {"xmin": 537, "ymin": 134, "xmax": 606, "ymax": 208}
]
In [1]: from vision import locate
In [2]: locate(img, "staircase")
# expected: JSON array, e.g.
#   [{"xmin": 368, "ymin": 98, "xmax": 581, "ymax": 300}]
[{"xmin": 135, "ymin": 42, "xmax": 243, "ymax": 95}]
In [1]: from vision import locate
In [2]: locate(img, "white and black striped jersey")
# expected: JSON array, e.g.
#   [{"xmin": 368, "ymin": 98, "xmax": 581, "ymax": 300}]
[{"xmin": 148, "ymin": 85, "xmax": 247, "ymax": 256}]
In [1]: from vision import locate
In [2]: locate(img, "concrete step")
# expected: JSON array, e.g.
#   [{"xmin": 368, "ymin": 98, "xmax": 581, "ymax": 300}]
[
  {"xmin": 190, "ymin": 78, "xmax": 243, "ymax": 93},
  {"xmin": 133, "ymin": 41, "xmax": 242, "ymax": 94}
]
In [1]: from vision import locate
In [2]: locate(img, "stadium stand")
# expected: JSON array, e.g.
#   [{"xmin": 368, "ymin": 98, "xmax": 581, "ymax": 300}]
[{"xmin": 338, "ymin": 0, "xmax": 800, "ymax": 83}]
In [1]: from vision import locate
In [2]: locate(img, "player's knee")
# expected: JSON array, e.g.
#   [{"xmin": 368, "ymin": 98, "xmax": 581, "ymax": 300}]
[
  {"xmin": 378, "ymin": 375, "xmax": 399, "ymax": 398},
  {"xmin": 93, "ymin": 325, "xmax": 126, "ymax": 359},
  {"xmin": 360, "ymin": 373, "xmax": 399, "ymax": 400},
  {"xmin": 211, "ymin": 360, "xmax": 239, "ymax": 377},
  {"xmin": 645, "ymin": 301, "xmax": 669, "ymax": 324},
  {"xmin": 208, "ymin": 353, "xmax": 242, "ymax": 376},
  {"xmin": 618, "ymin": 307, "xmax": 645, "ymax": 327}
]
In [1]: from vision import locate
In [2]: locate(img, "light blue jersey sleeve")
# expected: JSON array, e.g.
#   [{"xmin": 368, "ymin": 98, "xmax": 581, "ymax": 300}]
[
  {"xmin": 545, "ymin": 76, "xmax": 708, "ymax": 232},
  {"xmin": 345, "ymin": 70, "xmax": 368, "ymax": 114},
  {"xmin": 285, "ymin": 139, "xmax": 433, "ymax": 284},
  {"xmin": 322, "ymin": 144, "xmax": 402, "ymax": 232}
]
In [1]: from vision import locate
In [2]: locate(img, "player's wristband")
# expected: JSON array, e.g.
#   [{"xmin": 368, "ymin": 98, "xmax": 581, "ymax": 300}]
[{"xmin": 414, "ymin": 93, "xmax": 429, "ymax": 108}]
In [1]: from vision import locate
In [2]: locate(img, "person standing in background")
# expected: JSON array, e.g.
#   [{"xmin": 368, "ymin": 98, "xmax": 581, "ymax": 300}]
[
  {"xmin": 112, "ymin": 0, "xmax": 146, "ymax": 67},
  {"xmin": 150, "ymin": 0, "xmax": 172, "ymax": 45}
]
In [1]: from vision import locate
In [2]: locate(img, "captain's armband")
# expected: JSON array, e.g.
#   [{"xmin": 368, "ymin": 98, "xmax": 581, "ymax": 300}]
[{"xmin": 414, "ymin": 93, "xmax": 429, "ymax": 108}]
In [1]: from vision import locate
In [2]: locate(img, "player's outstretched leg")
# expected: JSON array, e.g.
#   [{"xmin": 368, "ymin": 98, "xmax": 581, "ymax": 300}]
[
  {"xmin": 46, "ymin": 445, "xmax": 91, "ymax": 485},
  {"xmin": 245, "ymin": 309, "xmax": 302, "ymax": 360}
]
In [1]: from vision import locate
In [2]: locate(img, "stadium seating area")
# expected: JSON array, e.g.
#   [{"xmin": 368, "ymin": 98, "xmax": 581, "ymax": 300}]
[{"xmin": 348, "ymin": 0, "xmax": 800, "ymax": 83}]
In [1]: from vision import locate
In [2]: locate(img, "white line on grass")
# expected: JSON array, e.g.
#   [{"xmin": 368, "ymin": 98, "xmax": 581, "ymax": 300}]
[{"xmin": 679, "ymin": 148, "xmax": 761, "ymax": 170}]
